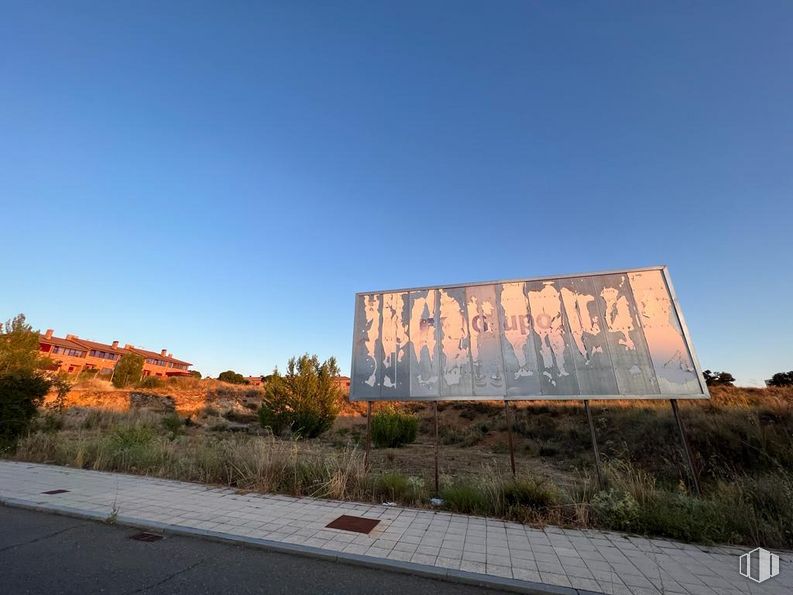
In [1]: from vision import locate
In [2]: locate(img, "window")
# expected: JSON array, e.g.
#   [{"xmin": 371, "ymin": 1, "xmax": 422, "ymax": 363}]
[{"xmin": 56, "ymin": 347, "xmax": 84, "ymax": 357}]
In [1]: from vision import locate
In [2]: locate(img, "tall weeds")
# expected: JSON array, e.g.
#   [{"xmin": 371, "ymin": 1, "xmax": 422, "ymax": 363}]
[{"xmin": 9, "ymin": 403, "xmax": 793, "ymax": 549}]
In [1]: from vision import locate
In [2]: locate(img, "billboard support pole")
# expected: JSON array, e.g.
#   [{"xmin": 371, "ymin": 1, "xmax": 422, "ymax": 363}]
[
  {"xmin": 670, "ymin": 399, "xmax": 701, "ymax": 496},
  {"xmin": 364, "ymin": 401, "xmax": 372, "ymax": 469},
  {"xmin": 503, "ymin": 401, "xmax": 516, "ymax": 477},
  {"xmin": 433, "ymin": 401, "xmax": 440, "ymax": 495},
  {"xmin": 583, "ymin": 400, "xmax": 604, "ymax": 489}
]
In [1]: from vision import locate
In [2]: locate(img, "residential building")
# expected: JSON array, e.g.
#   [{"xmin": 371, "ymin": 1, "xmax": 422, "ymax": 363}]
[
  {"xmin": 38, "ymin": 329, "xmax": 192, "ymax": 378},
  {"xmin": 124, "ymin": 345, "xmax": 192, "ymax": 378},
  {"xmin": 39, "ymin": 330, "xmax": 89, "ymax": 375}
]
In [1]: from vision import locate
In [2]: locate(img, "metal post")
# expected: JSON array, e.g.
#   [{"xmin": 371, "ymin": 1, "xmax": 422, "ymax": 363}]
[
  {"xmin": 584, "ymin": 400, "xmax": 604, "ymax": 489},
  {"xmin": 364, "ymin": 401, "xmax": 372, "ymax": 469},
  {"xmin": 504, "ymin": 400, "xmax": 516, "ymax": 477},
  {"xmin": 670, "ymin": 399, "xmax": 701, "ymax": 496},
  {"xmin": 434, "ymin": 400, "xmax": 440, "ymax": 495}
]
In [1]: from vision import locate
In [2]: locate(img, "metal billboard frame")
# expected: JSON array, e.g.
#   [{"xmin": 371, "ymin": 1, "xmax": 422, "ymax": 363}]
[{"xmin": 350, "ymin": 265, "xmax": 708, "ymax": 495}]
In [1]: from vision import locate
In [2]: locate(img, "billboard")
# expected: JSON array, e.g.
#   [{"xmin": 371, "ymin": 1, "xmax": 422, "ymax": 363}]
[{"xmin": 350, "ymin": 266, "xmax": 708, "ymax": 401}]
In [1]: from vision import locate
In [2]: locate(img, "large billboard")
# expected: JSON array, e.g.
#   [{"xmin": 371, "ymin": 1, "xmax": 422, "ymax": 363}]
[{"xmin": 350, "ymin": 266, "xmax": 708, "ymax": 401}]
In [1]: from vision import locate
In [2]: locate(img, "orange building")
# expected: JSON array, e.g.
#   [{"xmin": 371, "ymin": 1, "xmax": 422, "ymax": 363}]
[
  {"xmin": 39, "ymin": 330, "xmax": 89, "ymax": 375},
  {"xmin": 38, "ymin": 329, "xmax": 192, "ymax": 378},
  {"xmin": 124, "ymin": 345, "xmax": 192, "ymax": 378}
]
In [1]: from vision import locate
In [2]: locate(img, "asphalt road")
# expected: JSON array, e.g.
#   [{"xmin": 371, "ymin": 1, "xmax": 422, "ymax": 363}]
[{"xmin": 0, "ymin": 506, "xmax": 506, "ymax": 594}]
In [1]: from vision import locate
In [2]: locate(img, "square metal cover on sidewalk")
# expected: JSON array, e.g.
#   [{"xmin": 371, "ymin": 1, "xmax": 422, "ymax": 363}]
[{"xmin": 326, "ymin": 515, "xmax": 380, "ymax": 534}]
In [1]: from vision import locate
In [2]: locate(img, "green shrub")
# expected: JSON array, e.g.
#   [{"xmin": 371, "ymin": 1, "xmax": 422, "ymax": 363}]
[
  {"xmin": 371, "ymin": 410, "xmax": 418, "ymax": 447},
  {"xmin": 258, "ymin": 355, "xmax": 341, "ymax": 438},
  {"xmin": 110, "ymin": 424, "xmax": 155, "ymax": 449},
  {"xmin": 441, "ymin": 482, "xmax": 490, "ymax": 515},
  {"xmin": 591, "ymin": 488, "xmax": 640, "ymax": 531},
  {"xmin": 161, "ymin": 412, "xmax": 184, "ymax": 438},
  {"xmin": 218, "ymin": 370, "xmax": 247, "ymax": 385},
  {"xmin": 0, "ymin": 372, "xmax": 51, "ymax": 450},
  {"xmin": 636, "ymin": 490, "xmax": 728, "ymax": 543},
  {"xmin": 104, "ymin": 423, "xmax": 159, "ymax": 469},
  {"xmin": 39, "ymin": 413, "xmax": 64, "ymax": 433},
  {"xmin": 501, "ymin": 477, "xmax": 557, "ymax": 510},
  {"xmin": 439, "ymin": 423, "xmax": 483, "ymax": 446},
  {"xmin": 137, "ymin": 376, "xmax": 164, "ymax": 389},
  {"xmin": 112, "ymin": 354, "xmax": 144, "ymax": 388},
  {"xmin": 372, "ymin": 472, "xmax": 425, "ymax": 504}
]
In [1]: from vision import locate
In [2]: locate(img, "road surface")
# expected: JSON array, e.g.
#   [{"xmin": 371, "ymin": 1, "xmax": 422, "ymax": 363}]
[{"xmin": 0, "ymin": 505, "xmax": 506, "ymax": 594}]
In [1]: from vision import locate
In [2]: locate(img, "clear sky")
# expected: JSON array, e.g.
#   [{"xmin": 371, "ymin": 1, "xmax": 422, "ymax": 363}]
[{"xmin": 1, "ymin": 1, "xmax": 791, "ymax": 385}]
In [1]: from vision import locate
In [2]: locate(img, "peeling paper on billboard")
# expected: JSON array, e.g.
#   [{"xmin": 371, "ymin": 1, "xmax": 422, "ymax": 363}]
[{"xmin": 350, "ymin": 267, "xmax": 707, "ymax": 401}]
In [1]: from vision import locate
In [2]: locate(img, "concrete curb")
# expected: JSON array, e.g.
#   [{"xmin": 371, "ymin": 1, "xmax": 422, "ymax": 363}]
[{"xmin": 0, "ymin": 495, "xmax": 588, "ymax": 595}]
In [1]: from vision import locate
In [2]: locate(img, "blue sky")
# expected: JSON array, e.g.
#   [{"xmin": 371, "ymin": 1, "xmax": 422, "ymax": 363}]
[{"xmin": 1, "ymin": 1, "xmax": 791, "ymax": 385}]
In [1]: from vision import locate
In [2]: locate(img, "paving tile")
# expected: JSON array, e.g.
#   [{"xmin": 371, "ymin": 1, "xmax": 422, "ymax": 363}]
[
  {"xmin": 435, "ymin": 557, "xmax": 461, "ymax": 570},
  {"xmin": 486, "ymin": 565, "xmax": 513, "ymax": 578},
  {"xmin": 459, "ymin": 560, "xmax": 487, "ymax": 574},
  {"xmin": 539, "ymin": 572, "xmax": 572, "ymax": 587},
  {"xmin": 1, "ymin": 461, "xmax": 775, "ymax": 595},
  {"xmin": 410, "ymin": 552, "xmax": 438, "ymax": 565},
  {"xmin": 569, "ymin": 576, "xmax": 602, "ymax": 591},
  {"xmin": 512, "ymin": 567, "xmax": 542, "ymax": 582}
]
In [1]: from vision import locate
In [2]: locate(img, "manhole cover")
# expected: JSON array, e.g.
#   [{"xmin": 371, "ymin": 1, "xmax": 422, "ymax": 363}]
[
  {"xmin": 42, "ymin": 489, "xmax": 69, "ymax": 495},
  {"xmin": 129, "ymin": 532, "xmax": 164, "ymax": 542},
  {"xmin": 326, "ymin": 515, "xmax": 380, "ymax": 534}
]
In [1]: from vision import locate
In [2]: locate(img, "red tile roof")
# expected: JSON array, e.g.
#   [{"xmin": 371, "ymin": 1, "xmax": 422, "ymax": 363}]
[
  {"xmin": 39, "ymin": 336, "xmax": 86, "ymax": 351},
  {"xmin": 125, "ymin": 346, "xmax": 192, "ymax": 366},
  {"xmin": 70, "ymin": 338, "xmax": 124, "ymax": 355},
  {"xmin": 40, "ymin": 332, "xmax": 192, "ymax": 367}
]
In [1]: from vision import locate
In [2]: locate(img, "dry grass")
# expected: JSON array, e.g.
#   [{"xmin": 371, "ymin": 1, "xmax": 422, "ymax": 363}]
[{"xmin": 14, "ymin": 383, "xmax": 793, "ymax": 548}]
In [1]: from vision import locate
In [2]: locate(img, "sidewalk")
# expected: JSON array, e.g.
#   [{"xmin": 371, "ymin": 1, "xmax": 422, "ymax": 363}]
[{"xmin": 0, "ymin": 461, "xmax": 789, "ymax": 595}]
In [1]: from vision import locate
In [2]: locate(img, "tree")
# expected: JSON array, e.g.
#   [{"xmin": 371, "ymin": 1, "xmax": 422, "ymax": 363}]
[
  {"xmin": 218, "ymin": 370, "xmax": 247, "ymax": 385},
  {"xmin": 767, "ymin": 371, "xmax": 793, "ymax": 387},
  {"xmin": 258, "ymin": 354, "xmax": 342, "ymax": 438},
  {"xmin": 703, "ymin": 369, "xmax": 735, "ymax": 387},
  {"xmin": 0, "ymin": 372, "xmax": 51, "ymax": 449},
  {"xmin": 112, "ymin": 353, "xmax": 144, "ymax": 388},
  {"xmin": 188, "ymin": 370, "xmax": 202, "ymax": 379},
  {"xmin": 0, "ymin": 314, "xmax": 52, "ymax": 449},
  {"xmin": 0, "ymin": 314, "xmax": 48, "ymax": 375},
  {"xmin": 49, "ymin": 373, "xmax": 73, "ymax": 413}
]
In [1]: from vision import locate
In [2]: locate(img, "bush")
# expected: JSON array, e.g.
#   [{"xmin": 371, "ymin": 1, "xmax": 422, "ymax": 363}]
[
  {"xmin": 161, "ymin": 412, "xmax": 184, "ymax": 438},
  {"xmin": 218, "ymin": 370, "xmax": 247, "ymax": 385},
  {"xmin": 0, "ymin": 372, "xmax": 51, "ymax": 450},
  {"xmin": 441, "ymin": 482, "xmax": 490, "ymax": 515},
  {"xmin": 137, "ymin": 376, "xmax": 164, "ymax": 389},
  {"xmin": 372, "ymin": 472, "xmax": 425, "ymax": 504},
  {"xmin": 439, "ymin": 423, "xmax": 484, "ymax": 446},
  {"xmin": 258, "ymin": 355, "xmax": 341, "ymax": 438},
  {"xmin": 0, "ymin": 314, "xmax": 50, "ymax": 374},
  {"xmin": 38, "ymin": 413, "xmax": 64, "ymax": 433},
  {"xmin": 371, "ymin": 410, "xmax": 418, "ymax": 448},
  {"xmin": 591, "ymin": 488, "xmax": 640, "ymax": 531},
  {"xmin": 112, "ymin": 354, "xmax": 144, "ymax": 388},
  {"xmin": 501, "ymin": 477, "xmax": 557, "ymax": 510},
  {"xmin": 636, "ymin": 490, "xmax": 727, "ymax": 543}
]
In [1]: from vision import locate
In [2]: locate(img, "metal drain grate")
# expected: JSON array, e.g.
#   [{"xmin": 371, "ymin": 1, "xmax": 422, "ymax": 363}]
[
  {"xmin": 326, "ymin": 515, "xmax": 380, "ymax": 534},
  {"xmin": 42, "ymin": 489, "xmax": 69, "ymax": 495},
  {"xmin": 129, "ymin": 532, "xmax": 164, "ymax": 542}
]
